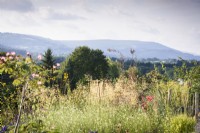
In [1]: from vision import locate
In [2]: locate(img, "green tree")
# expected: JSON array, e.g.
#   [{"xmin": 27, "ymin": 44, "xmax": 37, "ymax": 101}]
[
  {"xmin": 42, "ymin": 48, "xmax": 55, "ymax": 87},
  {"xmin": 66, "ymin": 46, "xmax": 109, "ymax": 89},
  {"xmin": 42, "ymin": 48, "xmax": 55, "ymax": 69}
]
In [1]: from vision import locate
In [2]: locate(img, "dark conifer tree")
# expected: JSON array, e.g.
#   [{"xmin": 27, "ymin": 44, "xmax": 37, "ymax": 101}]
[{"xmin": 42, "ymin": 48, "xmax": 55, "ymax": 87}]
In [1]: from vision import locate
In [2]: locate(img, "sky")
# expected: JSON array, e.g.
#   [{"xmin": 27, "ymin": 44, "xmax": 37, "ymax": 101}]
[{"xmin": 0, "ymin": 0, "xmax": 200, "ymax": 55}]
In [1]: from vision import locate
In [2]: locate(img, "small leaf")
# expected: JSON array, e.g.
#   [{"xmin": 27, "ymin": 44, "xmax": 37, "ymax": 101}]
[
  {"xmin": 13, "ymin": 79, "xmax": 22, "ymax": 86},
  {"xmin": 7, "ymin": 68, "xmax": 13, "ymax": 74},
  {"xmin": 0, "ymin": 82, "xmax": 6, "ymax": 87}
]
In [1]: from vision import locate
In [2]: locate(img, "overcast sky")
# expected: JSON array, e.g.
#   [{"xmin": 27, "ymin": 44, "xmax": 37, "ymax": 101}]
[{"xmin": 0, "ymin": 0, "xmax": 200, "ymax": 55}]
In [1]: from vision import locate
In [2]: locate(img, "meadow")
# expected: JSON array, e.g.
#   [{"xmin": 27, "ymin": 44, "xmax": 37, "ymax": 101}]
[{"xmin": 0, "ymin": 48, "xmax": 199, "ymax": 133}]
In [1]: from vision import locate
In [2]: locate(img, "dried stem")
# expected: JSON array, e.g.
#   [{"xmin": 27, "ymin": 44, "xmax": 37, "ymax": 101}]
[{"xmin": 14, "ymin": 82, "xmax": 28, "ymax": 133}]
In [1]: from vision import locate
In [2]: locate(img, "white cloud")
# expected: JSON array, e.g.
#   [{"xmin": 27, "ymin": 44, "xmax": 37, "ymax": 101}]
[{"xmin": 46, "ymin": 9, "xmax": 87, "ymax": 20}]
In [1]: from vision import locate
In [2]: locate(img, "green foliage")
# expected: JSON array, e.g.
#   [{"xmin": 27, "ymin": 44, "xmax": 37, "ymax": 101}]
[
  {"xmin": 174, "ymin": 60, "xmax": 189, "ymax": 81},
  {"xmin": 168, "ymin": 115, "xmax": 195, "ymax": 133},
  {"xmin": 125, "ymin": 66, "xmax": 138, "ymax": 80},
  {"xmin": 107, "ymin": 58, "xmax": 120, "ymax": 81},
  {"xmin": 136, "ymin": 60, "xmax": 195, "ymax": 116},
  {"xmin": 0, "ymin": 52, "xmax": 6, "ymax": 56},
  {"xmin": 42, "ymin": 48, "xmax": 55, "ymax": 70},
  {"xmin": 56, "ymin": 58, "xmax": 70, "ymax": 94},
  {"xmin": 174, "ymin": 59, "xmax": 200, "ymax": 92},
  {"xmin": 188, "ymin": 65, "xmax": 200, "ymax": 92},
  {"xmin": 41, "ymin": 48, "xmax": 58, "ymax": 87},
  {"xmin": 17, "ymin": 120, "xmax": 44, "ymax": 132},
  {"xmin": 124, "ymin": 59, "xmax": 198, "ymax": 78},
  {"xmin": 0, "ymin": 52, "xmax": 45, "ymax": 128},
  {"xmin": 66, "ymin": 46, "xmax": 109, "ymax": 89}
]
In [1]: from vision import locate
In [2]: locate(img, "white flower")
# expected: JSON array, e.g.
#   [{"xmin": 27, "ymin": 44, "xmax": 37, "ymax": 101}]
[
  {"xmin": 32, "ymin": 74, "xmax": 39, "ymax": 78},
  {"xmin": 178, "ymin": 78, "xmax": 184, "ymax": 85},
  {"xmin": 37, "ymin": 81, "xmax": 42, "ymax": 85},
  {"xmin": 56, "ymin": 63, "xmax": 60, "ymax": 67}
]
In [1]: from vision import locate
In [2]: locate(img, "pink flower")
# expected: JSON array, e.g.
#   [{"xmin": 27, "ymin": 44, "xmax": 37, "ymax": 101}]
[
  {"xmin": 11, "ymin": 52, "xmax": 16, "ymax": 56},
  {"xmin": 1, "ymin": 56, "xmax": 6, "ymax": 62},
  {"xmin": 37, "ymin": 81, "xmax": 42, "ymax": 85},
  {"xmin": 146, "ymin": 96, "xmax": 154, "ymax": 102},
  {"xmin": 27, "ymin": 52, "xmax": 30, "ymax": 55},
  {"xmin": 53, "ymin": 65, "xmax": 56, "ymax": 69},
  {"xmin": 56, "ymin": 63, "xmax": 60, "ymax": 67},
  {"xmin": 6, "ymin": 52, "xmax": 10, "ymax": 56},
  {"xmin": 37, "ymin": 54, "xmax": 42, "ymax": 60},
  {"xmin": 9, "ymin": 56, "xmax": 14, "ymax": 60}
]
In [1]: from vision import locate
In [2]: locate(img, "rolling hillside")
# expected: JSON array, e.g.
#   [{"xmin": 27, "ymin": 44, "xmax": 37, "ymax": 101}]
[{"xmin": 0, "ymin": 32, "xmax": 199, "ymax": 60}]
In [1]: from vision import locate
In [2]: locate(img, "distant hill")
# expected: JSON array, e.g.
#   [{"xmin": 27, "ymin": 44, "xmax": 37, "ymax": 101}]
[
  {"xmin": 0, "ymin": 43, "xmax": 26, "ymax": 55},
  {"xmin": 0, "ymin": 32, "xmax": 71, "ymax": 56},
  {"xmin": 0, "ymin": 32, "xmax": 199, "ymax": 60},
  {"xmin": 61, "ymin": 40, "xmax": 200, "ymax": 60}
]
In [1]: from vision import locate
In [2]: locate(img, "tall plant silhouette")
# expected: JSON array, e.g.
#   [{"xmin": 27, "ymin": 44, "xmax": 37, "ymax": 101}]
[{"xmin": 42, "ymin": 48, "xmax": 55, "ymax": 87}]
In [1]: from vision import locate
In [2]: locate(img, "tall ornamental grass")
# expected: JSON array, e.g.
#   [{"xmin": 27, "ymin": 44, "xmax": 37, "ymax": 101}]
[{"xmin": 40, "ymin": 103, "xmax": 163, "ymax": 133}]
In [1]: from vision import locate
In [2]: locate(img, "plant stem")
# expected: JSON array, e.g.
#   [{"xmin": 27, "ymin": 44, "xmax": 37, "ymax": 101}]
[
  {"xmin": 195, "ymin": 92, "xmax": 199, "ymax": 121},
  {"xmin": 14, "ymin": 82, "xmax": 28, "ymax": 133}
]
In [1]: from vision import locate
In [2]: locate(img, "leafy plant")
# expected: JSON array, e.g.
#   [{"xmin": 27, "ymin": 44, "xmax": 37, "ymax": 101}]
[
  {"xmin": 168, "ymin": 114, "xmax": 195, "ymax": 133},
  {"xmin": 0, "ymin": 51, "xmax": 46, "ymax": 131}
]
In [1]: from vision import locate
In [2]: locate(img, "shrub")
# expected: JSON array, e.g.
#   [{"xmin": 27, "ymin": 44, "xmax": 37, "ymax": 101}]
[{"xmin": 168, "ymin": 114, "xmax": 195, "ymax": 133}]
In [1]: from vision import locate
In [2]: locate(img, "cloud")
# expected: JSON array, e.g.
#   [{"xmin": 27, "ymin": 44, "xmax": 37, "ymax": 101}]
[
  {"xmin": 143, "ymin": 27, "xmax": 160, "ymax": 35},
  {"xmin": 0, "ymin": 0, "xmax": 34, "ymax": 12},
  {"xmin": 48, "ymin": 11, "xmax": 86, "ymax": 21},
  {"xmin": 36, "ymin": 7, "xmax": 86, "ymax": 21}
]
